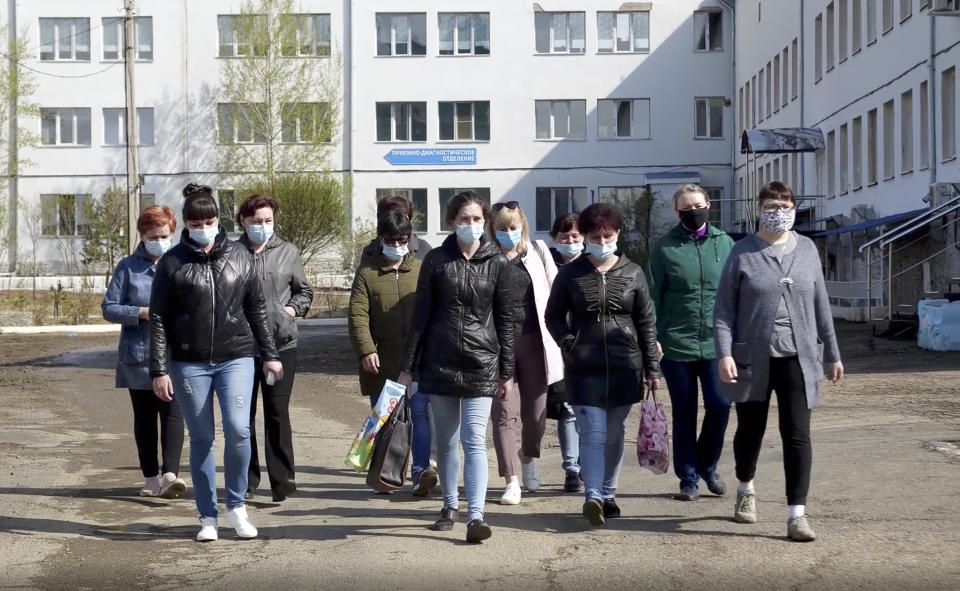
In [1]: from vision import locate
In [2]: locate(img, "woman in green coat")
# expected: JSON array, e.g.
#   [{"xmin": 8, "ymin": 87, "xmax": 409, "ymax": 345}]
[{"xmin": 348, "ymin": 209, "xmax": 436, "ymax": 496}]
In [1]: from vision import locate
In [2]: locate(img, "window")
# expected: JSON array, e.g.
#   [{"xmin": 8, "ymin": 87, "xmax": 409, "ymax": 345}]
[
  {"xmin": 827, "ymin": 130, "xmax": 836, "ymax": 196},
  {"xmin": 839, "ymin": 123, "xmax": 849, "ymax": 193},
  {"xmin": 900, "ymin": 0, "xmax": 912, "ymax": 21},
  {"xmin": 791, "ymin": 38, "xmax": 799, "ymax": 99},
  {"xmin": 218, "ymin": 14, "xmax": 267, "ymax": 57},
  {"xmin": 39, "ymin": 18, "xmax": 89, "ymax": 61},
  {"xmin": 943, "ymin": 68, "xmax": 956, "ymax": 160},
  {"xmin": 217, "ymin": 103, "xmax": 267, "ymax": 144},
  {"xmin": 839, "ymin": 0, "xmax": 848, "ymax": 62},
  {"xmin": 883, "ymin": 99, "xmax": 895, "ymax": 178},
  {"xmin": 536, "ymin": 187, "xmax": 589, "ymax": 231},
  {"xmin": 758, "ymin": 69, "xmax": 765, "ymax": 122},
  {"xmin": 597, "ymin": 11, "xmax": 650, "ymax": 53},
  {"xmin": 694, "ymin": 97, "xmax": 724, "ymax": 139},
  {"xmin": 103, "ymin": 16, "xmax": 153, "ymax": 60},
  {"xmin": 280, "ymin": 14, "xmax": 331, "ymax": 57},
  {"xmin": 853, "ymin": 116, "xmax": 863, "ymax": 188},
  {"xmin": 103, "ymin": 107, "xmax": 155, "ymax": 146},
  {"xmin": 438, "ymin": 188, "xmax": 490, "ymax": 230},
  {"xmin": 867, "ymin": 108, "xmax": 878, "ymax": 183},
  {"xmin": 218, "ymin": 190, "xmax": 237, "ymax": 234},
  {"xmin": 438, "ymin": 13, "xmax": 490, "ymax": 55},
  {"xmin": 782, "ymin": 47, "xmax": 789, "ymax": 107},
  {"xmin": 40, "ymin": 194, "xmax": 90, "ymax": 236},
  {"xmin": 826, "ymin": 3, "xmax": 835, "ymax": 71},
  {"xmin": 438, "ymin": 101, "xmax": 490, "ymax": 141},
  {"xmin": 746, "ymin": 80, "xmax": 753, "ymax": 128},
  {"xmin": 751, "ymin": 76, "xmax": 757, "ymax": 126},
  {"xmin": 738, "ymin": 87, "xmax": 745, "ymax": 136},
  {"xmin": 867, "ymin": 0, "xmax": 878, "ymax": 44},
  {"xmin": 852, "ymin": 0, "xmax": 862, "ymax": 53},
  {"xmin": 598, "ymin": 99, "xmax": 650, "ymax": 139},
  {"xmin": 765, "ymin": 62, "xmax": 772, "ymax": 118},
  {"xmin": 773, "ymin": 158, "xmax": 781, "ymax": 182},
  {"xmin": 774, "ymin": 56, "xmax": 781, "ymax": 112},
  {"xmin": 815, "ymin": 14, "xmax": 823, "ymax": 81},
  {"xmin": 535, "ymin": 100, "xmax": 586, "ymax": 139},
  {"xmin": 792, "ymin": 153, "xmax": 800, "ymax": 190},
  {"xmin": 535, "ymin": 12, "xmax": 586, "ymax": 54},
  {"xmin": 694, "ymin": 11, "xmax": 723, "ymax": 51},
  {"xmin": 376, "ymin": 102, "xmax": 427, "ymax": 142},
  {"xmin": 920, "ymin": 80, "xmax": 930, "ymax": 167},
  {"xmin": 377, "ymin": 189, "xmax": 428, "ymax": 232},
  {"xmin": 901, "ymin": 90, "xmax": 913, "ymax": 172},
  {"xmin": 882, "ymin": 0, "xmax": 894, "ymax": 33},
  {"xmin": 140, "ymin": 194, "xmax": 155, "ymax": 211},
  {"xmin": 281, "ymin": 102, "xmax": 331, "ymax": 143},
  {"xmin": 377, "ymin": 13, "xmax": 427, "ymax": 56},
  {"xmin": 40, "ymin": 108, "xmax": 91, "ymax": 146}
]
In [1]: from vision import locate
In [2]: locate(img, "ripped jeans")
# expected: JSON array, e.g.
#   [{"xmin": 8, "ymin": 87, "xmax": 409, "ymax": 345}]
[{"xmin": 170, "ymin": 358, "xmax": 255, "ymax": 519}]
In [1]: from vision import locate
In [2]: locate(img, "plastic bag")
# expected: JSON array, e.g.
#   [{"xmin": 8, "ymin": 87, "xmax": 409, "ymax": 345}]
[
  {"xmin": 636, "ymin": 392, "xmax": 669, "ymax": 474},
  {"xmin": 345, "ymin": 380, "xmax": 406, "ymax": 472}
]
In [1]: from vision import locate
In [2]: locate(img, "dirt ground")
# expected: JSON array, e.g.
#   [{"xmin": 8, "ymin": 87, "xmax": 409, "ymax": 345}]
[{"xmin": 0, "ymin": 322, "xmax": 957, "ymax": 590}]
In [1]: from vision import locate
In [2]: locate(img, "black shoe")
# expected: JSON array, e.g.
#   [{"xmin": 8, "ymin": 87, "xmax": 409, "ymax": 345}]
[
  {"xmin": 413, "ymin": 466, "xmax": 438, "ymax": 498},
  {"xmin": 582, "ymin": 498, "xmax": 605, "ymax": 526},
  {"xmin": 564, "ymin": 471, "xmax": 583, "ymax": 493},
  {"xmin": 465, "ymin": 518, "xmax": 492, "ymax": 543},
  {"xmin": 602, "ymin": 498, "xmax": 621, "ymax": 519},
  {"xmin": 430, "ymin": 507, "xmax": 458, "ymax": 531},
  {"xmin": 703, "ymin": 473, "xmax": 726, "ymax": 496},
  {"xmin": 677, "ymin": 484, "xmax": 699, "ymax": 501},
  {"xmin": 272, "ymin": 479, "xmax": 297, "ymax": 503},
  {"xmin": 244, "ymin": 489, "xmax": 256, "ymax": 500}
]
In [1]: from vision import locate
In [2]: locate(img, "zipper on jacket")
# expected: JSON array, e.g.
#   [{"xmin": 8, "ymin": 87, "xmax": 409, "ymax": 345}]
[
  {"xmin": 600, "ymin": 271, "xmax": 610, "ymax": 404},
  {"xmin": 696, "ymin": 239, "xmax": 705, "ymax": 359},
  {"xmin": 208, "ymin": 261, "xmax": 215, "ymax": 364},
  {"xmin": 457, "ymin": 258, "xmax": 466, "ymax": 393}
]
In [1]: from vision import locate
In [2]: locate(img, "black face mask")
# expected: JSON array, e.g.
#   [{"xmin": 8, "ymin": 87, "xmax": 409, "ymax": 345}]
[{"xmin": 679, "ymin": 207, "xmax": 709, "ymax": 231}]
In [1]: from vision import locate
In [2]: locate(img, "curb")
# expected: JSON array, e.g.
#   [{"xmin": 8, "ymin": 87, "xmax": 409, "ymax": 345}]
[
  {"xmin": 0, "ymin": 317, "xmax": 348, "ymax": 335},
  {"xmin": 299, "ymin": 317, "xmax": 348, "ymax": 327}
]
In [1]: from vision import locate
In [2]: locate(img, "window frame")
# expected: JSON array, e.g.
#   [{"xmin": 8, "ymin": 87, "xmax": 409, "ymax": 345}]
[
  {"xmin": 376, "ymin": 13, "xmax": 427, "ymax": 57},
  {"xmin": 535, "ymin": 187, "xmax": 589, "ymax": 232},
  {"xmin": 882, "ymin": 99, "xmax": 895, "ymax": 179},
  {"xmin": 534, "ymin": 12, "xmax": 587, "ymax": 55},
  {"xmin": 102, "ymin": 107, "xmax": 155, "ymax": 146},
  {"xmin": 815, "ymin": 14, "xmax": 823, "ymax": 82},
  {"xmin": 217, "ymin": 102, "xmax": 268, "ymax": 145},
  {"xmin": 39, "ymin": 193, "xmax": 91, "ymax": 237},
  {"xmin": 39, "ymin": 108, "xmax": 92, "ymax": 147},
  {"xmin": 867, "ymin": 108, "xmax": 879, "ymax": 184},
  {"xmin": 534, "ymin": 100, "xmax": 587, "ymax": 140},
  {"xmin": 102, "ymin": 16, "xmax": 153, "ymax": 61},
  {"xmin": 693, "ymin": 10, "xmax": 723, "ymax": 52},
  {"xmin": 919, "ymin": 80, "xmax": 930, "ymax": 168},
  {"xmin": 839, "ymin": 123, "xmax": 849, "ymax": 194},
  {"xmin": 597, "ymin": 98, "xmax": 651, "ymax": 140},
  {"xmin": 438, "ymin": 12, "xmax": 490, "ymax": 56},
  {"xmin": 376, "ymin": 188, "xmax": 429, "ymax": 232},
  {"xmin": 901, "ymin": 89, "xmax": 913, "ymax": 173},
  {"xmin": 852, "ymin": 116, "xmax": 863, "ymax": 189},
  {"xmin": 852, "ymin": 0, "xmax": 863, "ymax": 54},
  {"xmin": 596, "ymin": 11, "xmax": 650, "ymax": 54},
  {"xmin": 694, "ymin": 97, "xmax": 724, "ymax": 140},
  {"xmin": 375, "ymin": 102, "xmax": 427, "ymax": 143},
  {"xmin": 280, "ymin": 102, "xmax": 332, "ymax": 144},
  {"xmin": 438, "ymin": 101, "xmax": 490, "ymax": 142},
  {"xmin": 438, "ymin": 188, "xmax": 491, "ymax": 231},
  {"xmin": 280, "ymin": 13, "xmax": 332, "ymax": 58},
  {"xmin": 942, "ymin": 67, "xmax": 957, "ymax": 161},
  {"xmin": 39, "ymin": 17, "xmax": 90, "ymax": 62},
  {"xmin": 217, "ymin": 14, "xmax": 267, "ymax": 58}
]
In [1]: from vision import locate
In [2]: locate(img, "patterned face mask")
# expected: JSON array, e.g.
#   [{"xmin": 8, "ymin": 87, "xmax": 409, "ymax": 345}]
[{"xmin": 759, "ymin": 208, "xmax": 796, "ymax": 234}]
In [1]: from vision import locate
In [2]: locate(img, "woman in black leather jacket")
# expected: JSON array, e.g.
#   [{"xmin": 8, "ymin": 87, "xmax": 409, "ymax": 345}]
[
  {"xmin": 398, "ymin": 190, "xmax": 515, "ymax": 544},
  {"xmin": 150, "ymin": 184, "xmax": 282, "ymax": 542},
  {"xmin": 545, "ymin": 202, "xmax": 661, "ymax": 527}
]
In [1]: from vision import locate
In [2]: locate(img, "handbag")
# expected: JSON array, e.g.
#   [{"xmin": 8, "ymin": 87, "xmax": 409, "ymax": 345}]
[
  {"xmin": 366, "ymin": 394, "xmax": 412, "ymax": 492},
  {"xmin": 636, "ymin": 389, "xmax": 669, "ymax": 474}
]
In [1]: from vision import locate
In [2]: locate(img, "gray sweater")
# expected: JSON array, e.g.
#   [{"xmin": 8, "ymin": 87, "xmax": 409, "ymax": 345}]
[{"xmin": 714, "ymin": 232, "xmax": 841, "ymax": 408}]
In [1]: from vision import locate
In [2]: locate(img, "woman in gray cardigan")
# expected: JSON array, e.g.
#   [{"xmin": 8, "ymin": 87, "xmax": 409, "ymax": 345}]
[{"xmin": 714, "ymin": 182, "xmax": 843, "ymax": 543}]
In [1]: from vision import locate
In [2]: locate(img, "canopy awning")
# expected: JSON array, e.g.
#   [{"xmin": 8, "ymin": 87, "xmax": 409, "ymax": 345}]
[
  {"xmin": 740, "ymin": 128, "xmax": 825, "ymax": 154},
  {"xmin": 810, "ymin": 208, "xmax": 927, "ymax": 237}
]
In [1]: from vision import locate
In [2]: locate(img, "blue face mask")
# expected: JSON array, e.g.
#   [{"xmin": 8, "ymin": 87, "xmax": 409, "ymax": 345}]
[
  {"xmin": 382, "ymin": 243, "xmax": 408, "ymax": 261},
  {"xmin": 143, "ymin": 238, "xmax": 172, "ymax": 258},
  {"xmin": 495, "ymin": 228, "xmax": 523, "ymax": 249},
  {"xmin": 456, "ymin": 223, "xmax": 485, "ymax": 244},
  {"xmin": 188, "ymin": 226, "xmax": 219, "ymax": 246},
  {"xmin": 555, "ymin": 242, "xmax": 583, "ymax": 259},
  {"xmin": 585, "ymin": 241, "xmax": 617, "ymax": 260},
  {"xmin": 246, "ymin": 223, "xmax": 274, "ymax": 245}
]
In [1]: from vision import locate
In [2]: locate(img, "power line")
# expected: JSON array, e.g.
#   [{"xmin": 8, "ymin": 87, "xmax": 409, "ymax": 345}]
[{"xmin": 16, "ymin": 61, "xmax": 120, "ymax": 79}]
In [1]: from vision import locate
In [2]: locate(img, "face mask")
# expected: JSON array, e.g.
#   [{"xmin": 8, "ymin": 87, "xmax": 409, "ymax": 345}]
[
  {"xmin": 382, "ymin": 243, "xmax": 409, "ymax": 261},
  {"xmin": 679, "ymin": 207, "xmax": 710, "ymax": 231},
  {"xmin": 585, "ymin": 241, "xmax": 617, "ymax": 260},
  {"xmin": 456, "ymin": 223, "xmax": 485, "ymax": 244},
  {"xmin": 759, "ymin": 208, "xmax": 796, "ymax": 234},
  {"xmin": 188, "ymin": 226, "xmax": 219, "ymax": 246},
  {"xmin": 495, "ymin": 228, "xmax": 523, "ymax": 249},
  {"xmin": 144, "ymin": 238, "xmax": 171, "ymax": 258},
  {"xmin": 555, "ymin": 242, "xmax": 583, "ymax": 259},
  {"xmin": 246, "ymin": 223, "xmax": 274, "ymax": 244}
]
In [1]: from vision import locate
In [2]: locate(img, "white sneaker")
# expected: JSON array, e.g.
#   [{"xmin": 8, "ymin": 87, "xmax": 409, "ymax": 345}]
[
  {"xmin": 224, "ymin": 506, "xmax": 258, "ymax": 538},
  {"xmin": 139, "ymin": 475, "xmax": 160, "ymax": 497},
  {"xmin": 521, "ymin": 459, "xmax": 540, "ymax": 493},
  {"xmin": 158, "ymin": 472, "xmax": 187, "ymax": 499},
  {"xmin": 500, "ymin": 481, "xmax": 522, "ymax": 505},
  {"xmin": 196, "ymin": 517, "xmax": 218, "ymax": 542}
]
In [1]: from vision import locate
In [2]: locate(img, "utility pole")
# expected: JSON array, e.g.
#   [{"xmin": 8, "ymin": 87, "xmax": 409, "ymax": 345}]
[{"xmin": 124, "ymin": 0, "xmax": 140, "ymax": 254}]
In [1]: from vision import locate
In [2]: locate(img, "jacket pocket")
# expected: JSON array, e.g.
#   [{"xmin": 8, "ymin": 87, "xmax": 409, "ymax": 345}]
[
  {"xmin": 274, "ymin": 303, "xmax": 297, "ymax": 347},
  {"xmin": 816, "ymin": 338, "xmax": 825, "ymax": 366},
  {"xmin": 120, "ymin": 329, "xmax": 148, "ymax": 365}
]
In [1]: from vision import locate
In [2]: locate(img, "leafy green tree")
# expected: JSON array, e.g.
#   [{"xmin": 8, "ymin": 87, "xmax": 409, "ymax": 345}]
[{"xmin": 81, "ymin": 184, "xmax": 128, "ymax": 278}]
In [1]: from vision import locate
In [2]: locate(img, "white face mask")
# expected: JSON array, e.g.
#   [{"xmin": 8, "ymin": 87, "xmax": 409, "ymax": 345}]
[
  {"xmin": 188, "ymin": 226, "xmax": 219, "ymax": 246},
  {"xmin": 143, "ymin": 238, "xmax": 172, "ymax": 258},
  {"xmin": 456, "ymin": 223, "xmax": 485, "ymax": 244},
  {"xmin": 585, "ymin": 241, "xmax": 617, "ymax": 260},
  {"xmin": 246, "ymin": 223, "xmax": 274, "ymax": 244},
  {"xmin": 382, "ymin": 243, "xmax": 409, "ymax": 261}
]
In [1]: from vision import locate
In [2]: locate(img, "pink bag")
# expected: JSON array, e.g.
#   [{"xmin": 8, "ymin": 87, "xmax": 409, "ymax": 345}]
[{"xmin": 636, "ymin": 391, "xmax": 669, "ymax": 474}]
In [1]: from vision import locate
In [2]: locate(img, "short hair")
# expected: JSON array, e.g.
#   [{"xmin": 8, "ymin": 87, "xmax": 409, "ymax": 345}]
[
  {"xmin": 672, "ymin": 184, "xmax": 710, "ymax": 208},
  {"xmin": 758, "ymin": 181, "xmax": 796, "ymax": 206},
  {"xmin": 377, "ymin": 208, "xmax": 412, "ymax": 238},
  {"xmin": 550, "ymin": 213, "xmax": 579, "ymax": 238},
  {"xmin": 377, "ymin": 195, "xmax": 414, "ymax": 220},
  {"xmin": 578, "ymin": 202, "xmax": 623, "ymax": 236},
  {"xmin": 488, "ymin": 202, "xmax": 530, "ymax": 254},
  {"xmin": 236, "ymin": 194, "xmax": 279, "ymax": 226},
  {"xmin": 445, "ymin": 190, "xmax": 490, "ymax": 226},
  {"xmin": 181, "ymin": 183, "xmax": 218, "ymax": 221},
  {"xmin": 137, "ymin": 205, "xmax": 176, "ymax": 234}
]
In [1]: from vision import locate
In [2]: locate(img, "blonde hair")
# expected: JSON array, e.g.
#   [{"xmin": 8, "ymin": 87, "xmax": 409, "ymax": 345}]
[
  {"xmin": 671, "ymin": 183, "xmax": 710, "ymax": 209},
  {"xmin": 487, "ymin": 203, "xmax": 530, "ymax": 255}
]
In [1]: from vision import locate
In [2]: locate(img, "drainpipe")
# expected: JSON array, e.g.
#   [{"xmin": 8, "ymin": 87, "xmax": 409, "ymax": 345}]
[
  {"xmin": 928, "ymin": 13, "xmax": 937, "ymax": 188},
  {"xmin": 718, "ymin": 0, "xmax": 735, "ymax": 230},
  {"xmin": 6, "ymin": 0, "xmax": 18, "ymax": 273},
  {"xmin": 799, "ymin": 0, "xmax": 806, "ymax": 198},
  {"xmin": 342, "ymin": 0, "xmax": 354, "ymax": 225}
]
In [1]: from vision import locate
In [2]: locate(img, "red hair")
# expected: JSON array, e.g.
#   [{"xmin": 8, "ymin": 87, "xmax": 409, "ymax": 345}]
[{"xmin": 137, "ymin": 205, "xmax": 176, "ymax": 234}]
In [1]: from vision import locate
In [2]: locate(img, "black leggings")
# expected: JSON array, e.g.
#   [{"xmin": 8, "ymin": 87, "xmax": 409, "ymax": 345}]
[
  {"xmin": 248, "ymin": 349, "xmax": 298, "ymax": 494},
  {"xmin": 128, "ymin": 389, "xmax": 184, "ymax": 478},
  {"xmin": 733, "ymin": 356, "xmax": 812, "ymax": 506}
]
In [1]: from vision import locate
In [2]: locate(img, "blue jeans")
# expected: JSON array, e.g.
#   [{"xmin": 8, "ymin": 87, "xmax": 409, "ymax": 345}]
[
  {"xmin": 660, "ymin": 358, "xmax": 732, "ymax": 489},
  {"xmin": 428, "ymin": 394, "xmax": 492, "ymax": 521},
  {"xmin": 368, "ymin": 383, "xmax": 431, "ymax": 480},
  {"xmin": 557, "ymin": 403, "xmax": 580, "ymax": 474},
  {"xmin": 573, "ymin": 404, "xmax": 632, "ymax": 502},
  {"xmin": 171, "ymin": 358, "xmax": 255, "ymax": 519}
]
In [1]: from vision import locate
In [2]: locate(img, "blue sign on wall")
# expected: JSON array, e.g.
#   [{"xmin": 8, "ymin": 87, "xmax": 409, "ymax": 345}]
[{"xmin": 384, "ymin": 147, "xmax": 477, "ymax": 166}]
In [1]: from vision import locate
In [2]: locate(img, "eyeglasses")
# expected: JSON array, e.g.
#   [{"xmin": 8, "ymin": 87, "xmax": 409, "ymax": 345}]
[
  {"xmin": 382, "ymin": 236, "xmax": 409, "ymax": 246},
  {"xmin": 492, "ymin": 201, "xmax": 519, "ymax": 212},
  {"xmin": 761, "ymin": 204, "xmax": 795, "ymax": 213}
]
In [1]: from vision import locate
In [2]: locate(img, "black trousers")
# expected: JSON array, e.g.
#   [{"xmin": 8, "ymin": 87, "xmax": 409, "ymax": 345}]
[
  {"xmin": 247, "ymin": 348, "xmax": 298, "ymax": 494},
  {"xmin": 128, "ymin": 389, "xmax": 184, "ymax": 478},
  {"xmin": 733, "ymin": 356, "xmax": 812, "ymax": 506}
]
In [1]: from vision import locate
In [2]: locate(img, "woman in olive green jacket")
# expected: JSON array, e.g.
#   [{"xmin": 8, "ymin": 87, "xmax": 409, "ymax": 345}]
[{"xmin": 348, "ymin": 210, "xmax": 436, "ymax": 495}]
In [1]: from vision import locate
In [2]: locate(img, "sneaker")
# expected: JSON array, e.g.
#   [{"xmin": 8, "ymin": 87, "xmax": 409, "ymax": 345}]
[
  {"xmin": 734, "ymin": 490, "xmax": 758, "ymax": 523},
  {"xmin": 158, "ymin": 473, "xmax": 186, "ymax": 499},
  {"xmin": 430, "ymin": 507, "xmax": 458, "ymax": 531},
  {"xmin": 413, "ymin": 466, "xmax": 438, "ymax": 498},
  {"xmin": 703, "ymin": 473, "xmax": 727, "ymax": 496},
  {"xmin": 582, "ymin": 498, "xmax": 605, "ymax": 526},
  {"xmin": 139, "ymin": 475, "xmax": 160, "ymax": 497},
  {"xmin": 564, "ymin": 470, "xmax": 583, "ymax": 493},
  {"xmin": 500, "ymin": 481, "xmax": 522, "ymax": 505},
  {"xmin": 787, "ymin": 516, "xmax": 817, "ymax": 542},
  {"xmin": 224, "ymin": 506, "xmax": 258, "ymax": 539},
  {"xmin": 196, "ymin": 517, "xmax": 218, "ymax": 542},
  {"xmin": 244, "ymin": 489, "xmax": 256, "ymax": 500},
  {"xmin": 272, "ymin": 479, "xmax": 297, "ymax": 503},
  {"xmin": 521, "ymin": 458, "xmax": 540, "ymax": 492},
  {"xmin": 602, "ymin": 498, "xmax": 621, "ymax": 519},
  {"xmin": 677, "ymin": 484, "xmax": 699, "ymax": 501},
  {"xmin": 466, "ymin": 518, "xmax": 492, "ymax": 543}
]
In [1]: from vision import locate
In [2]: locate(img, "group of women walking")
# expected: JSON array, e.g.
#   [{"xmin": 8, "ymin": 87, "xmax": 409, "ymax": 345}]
[{"xmin": 103, "ymin": 180, "xmax": 841, "ymax": 545}]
